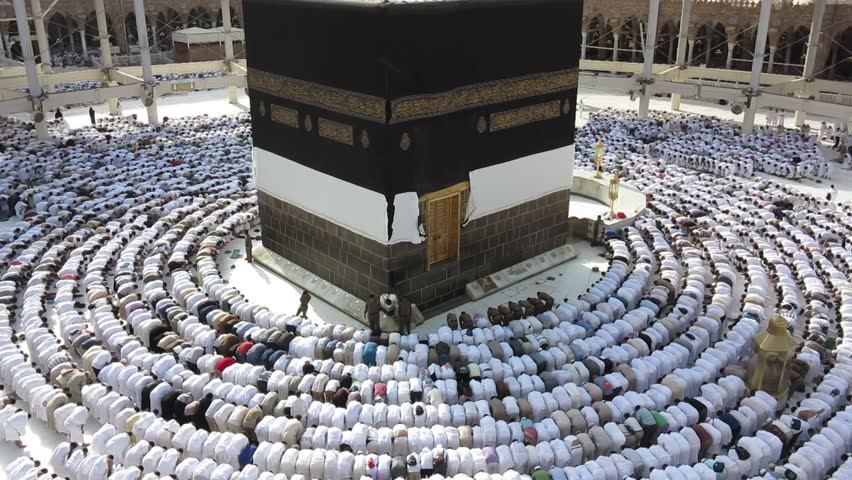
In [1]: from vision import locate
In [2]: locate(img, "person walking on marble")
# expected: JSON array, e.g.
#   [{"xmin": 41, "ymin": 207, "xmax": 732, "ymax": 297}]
[
  {"xmin": 244, "ymin": 235, "xmax": 253, "ymax": 263},
  {"xmin": 295, "ymin": 289, "xmax": 311, "ymax": 319}
]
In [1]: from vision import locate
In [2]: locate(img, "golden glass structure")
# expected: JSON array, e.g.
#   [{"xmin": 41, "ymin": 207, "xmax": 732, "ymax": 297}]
[
  {"xmin": 608, "ymin": 173, "xmax": 620, "ymax": 218},
  {"xmin": 594, "ymin": 139, "xmax": 604, "ymax": 179},
  {"xmin": 747, "ymin": 314, "xmax": 798, "ymax": 402}
]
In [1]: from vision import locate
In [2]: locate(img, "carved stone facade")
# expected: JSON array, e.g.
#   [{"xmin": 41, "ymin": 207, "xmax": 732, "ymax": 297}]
[{"xmin": 1, "ymin": 0, "xmax": 849, "ymax": 79}]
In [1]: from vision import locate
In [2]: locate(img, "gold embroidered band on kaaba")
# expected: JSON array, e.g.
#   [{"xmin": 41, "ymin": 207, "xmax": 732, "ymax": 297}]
[
  {"xmin": 390, "ymin": 70, "xmax": 578, "ymax": 124},
  {"xmin": 248, "ymin": 68, "xmax": 386, "ymax": 123},
  {"xmin": 318, "ymin": 118, "xmax": 354, "ymax": 146},
  {"xmin": 489, "ymin": 101, "xmax": 562, "ymax": 132},
  {"xmin": 248, "ymin": 68, "xmax": 578, "ymax": 126},
  {"xmin": 271, "ymin": 105, "xmax": 299, "ymax": 128}
]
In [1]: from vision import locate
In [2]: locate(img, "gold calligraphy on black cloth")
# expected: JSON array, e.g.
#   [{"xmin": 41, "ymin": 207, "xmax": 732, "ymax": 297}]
[{"xmin": 248, "ymin": 68, "xmax": 578, "ymax": 132}]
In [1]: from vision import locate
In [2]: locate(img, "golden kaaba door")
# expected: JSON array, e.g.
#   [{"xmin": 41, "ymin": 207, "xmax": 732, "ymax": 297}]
[{"xmin": 427, "ymin": 192, "xmax": 461, "ymax": 267}]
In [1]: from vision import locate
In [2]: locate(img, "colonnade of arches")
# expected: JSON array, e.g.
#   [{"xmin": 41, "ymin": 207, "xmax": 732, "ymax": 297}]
[
  {"xmin": 2, "ymin": 2, "xmax": 244, "ymax": 62},
  {"xmin": 583, "ymin": 14, "xmax": 852, "ymax": 81}
]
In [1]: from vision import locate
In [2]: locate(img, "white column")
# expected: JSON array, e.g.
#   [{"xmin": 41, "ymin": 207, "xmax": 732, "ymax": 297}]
[
  {"xmin": 638, "ymin": 0, "xmax": 660, "ymax": 118},
  {"xmin": 703, "ymin": 36, "xmax": 711, "ymax": 66},
  {"xmin": 0, "ymin": 34, "xmax": 5, "ymax": 59},
  {"xmin": 725, "ymin": 42, "xmax": 735, "ymax": 69},
  {"xmin": 783, "ymin": 46, "xmax": 792, "ymax": 73},
  {"xmin": 581, "ymin": 31, "xmax": 587, "ymax": 60},
  {"xmin": 13, "ymin": 0, "xmax": 47, "ymax": 139},
  {"xmin": 3, "ymin": 35, "xmax": 11, "ymax": 58},
  {"xmin": 767, "ymin": 45, "xmax": 777, "ymax": 73},
  {"xmin": 612, "ymin": 33, "xmax": 620, "ymax": 61},
  {"xmin": 667, "ymin": 37, "xmax": 675, "ymax": 63},
  {"xmin": 133, "ymin": 0, "xmax": 158, "ymax": 124},
  {"xmin": 671, "ymin": 0, "xmax": 692, "ymax": 110},
  {"xmin": 795, "ymin": 0, "xmax": 826, "ymax": 126},
  {"xmin": 150, "ymin": 17, "xmax": 158, "ymax": 51},
  {"xmin": 80, "ymin": 31, "xmax": 88, "ymax": 61},
  {"xmin": 742, "ymin": 0, "xmax": 772, "ymax": 134},
  {"xmin": 29, "ymin": 0, "xmax": 50, "ymax": 70},
  {"xmin": 95, "ymin": 0, "xmax": 112, "ymax": 68},
  {"xmin": 221, "ymin": 0, "xmax": 238, "ymax": 103},
  {"xmin": 94, "ymin": 0, "xmax": 119, "ymax": 115},
  {"xmin": 687, "ymin": 40, "xmax": 695, "ymax": 64}
]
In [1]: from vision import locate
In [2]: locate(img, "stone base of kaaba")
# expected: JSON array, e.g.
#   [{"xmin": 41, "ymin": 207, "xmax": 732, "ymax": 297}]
[
  {"xmin": 253, "ymin": 245, "xmax": 400, "ymax": 330},
  {"xmin": 258, "ymin": 189, "xmax": 572, "ymax": 311}
]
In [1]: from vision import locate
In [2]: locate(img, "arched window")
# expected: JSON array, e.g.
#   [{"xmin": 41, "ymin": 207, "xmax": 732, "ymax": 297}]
[
  {"xmin": 587, "ymin": 16, "xmax": 611, "ymax": 61},
  {"xmin": 85, "ymin": 12, "xmax": 117, "ymax": 48},
  {"xmin": 47, "ymin": 12, "xmax": 74, "ymax": 52},
  {"xmin": 156, "ymin": 9, "xmax": 181, "ymax": 50},
  {"xmin": 123, "ymin": 13, "xmax": 155, "ymax": 48},
  {"xmin": 824, "ymin": 27, "xmax": 852, "ymax": 81},
  {"xmin": 655, "ymin": 22, "xmax": 678, "ymax": 64},
  {"xmin": 617, "ymin": 17, "xmax": 642, "ymax": 63},
  {"xmin": 776, "ymin": 26, "xmax": 809, "ymax": 75},
  {"xmin": 216, "ymin": 4, "xmax": 241, "ymax": 28},
  {"xmin": 692, "ymin": 23, "xmax": 727, "ymax": 68},
  {"xmin": 188, "ymin": 7, "xmax": 213, "ymax": 29}
]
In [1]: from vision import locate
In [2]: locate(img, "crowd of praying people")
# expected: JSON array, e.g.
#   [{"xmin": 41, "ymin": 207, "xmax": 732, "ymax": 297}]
[
  {"xmin": 54, "ymin": 81, "xmax": 105, "ymax": 94},
  {"xmin": 578, "ymin": 110, "xmax": 846, "ymax": 182},
  {"xmin": 0, "ymin": 104, "xmax": 851, "ymax": 480},
  {"xmin": 152, "ymin": 72, "xmax": 226, "ymax": 82}
]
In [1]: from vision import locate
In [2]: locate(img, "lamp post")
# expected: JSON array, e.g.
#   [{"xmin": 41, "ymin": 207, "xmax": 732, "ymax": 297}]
[
  {"xmin": 747, "ymin": 314, "xmax": 798, "ymax": 402},
  {"xmin": 608, "ymin": 173, "xmax": 621, "ymax": 218},
  {"xmin": 594, "ymin": 139, "xmax": 605, "ymax": 179}
]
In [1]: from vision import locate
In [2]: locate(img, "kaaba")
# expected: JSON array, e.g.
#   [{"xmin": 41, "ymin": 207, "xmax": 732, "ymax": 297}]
[{"xmin": 246, "ymin": 0, "xmax": 581, "ymax": 310}]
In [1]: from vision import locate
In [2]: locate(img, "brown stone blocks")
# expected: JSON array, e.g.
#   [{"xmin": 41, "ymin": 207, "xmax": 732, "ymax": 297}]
[{"xmin": 259, "ymin": 189, "xmax": 570, "ymax": 311}]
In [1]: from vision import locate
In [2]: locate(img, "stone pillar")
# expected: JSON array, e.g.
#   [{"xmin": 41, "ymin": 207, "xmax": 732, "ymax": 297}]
[
  {"xmin": 3, "ymin": 34, "xmax": 11, "ymax": 58},
  {"xmin": 743, "ymin": 0, "xmax": 773, "ymax": 134},
  {"xmin": 133, "ymin": 0, "xmax": 158, "ymax": 125},
  {"xmin": 802, "ymin": 1, "xmax": 827, "ymax": 79},
  {"xmin": 768, "ymin": 45, "xmax": 777, "ymax": 73},
  {"xmin": 667, "ymin": 37, "xmax": 675, "ymax": 64},
  {"xmin": 795, "ymin": 0, "xmax": 826, "ymax": 126},
  {"xmin": 95, "ymin": 0, "xmax": 119, "ymax": 115},
  {"xmin": 80, "ymin": 30, "xmax": 88, "ymax": 61},
  {"xmin": 150, "ymin": 15, "xmax": 158, "ymax": 51},
  {"xmin": 671, "ymin": 0, "xmax": 692, "ymax": 110},
  {"xmin": 687, "ymin": 39, "xmax": 695, "ymax": 64},
  {"xmin": 581, "ymin": 30, "xmax": 587, "ymax": 60},
  {"xmin": 13, "ymin": 0, "xmax": 48, "ymax": 139},
  {"xmin": 639, "ymin": 0, "xmax": 660, "ymax": 118},
  {"xmin": 30, "ymin": 0, "xmax": 51, "ymax": 68},
  {"xmin": 704, "ymin": 36, "xmax": 711, "ymax": 66},
  {"xmin": 221, "ymin": 0, "xmax": 238, "ymax": 103},
  {"xmin": 783, "ymin": 45, "xmax": 792, "ymax": 73},
  {"xmin": 726, "ymin": 42, "xmax": 735, "ymax": 69},
  {"xmin": 69, "ymin": 28, "xmax": 76, "ymax": 52},
  {"xmin": 612, "ymin": 33, "xmax": 620, "ymax": 61},
  {"xmin": 114, "ymin": 22, "xmax": 129, "ymax": 55}
]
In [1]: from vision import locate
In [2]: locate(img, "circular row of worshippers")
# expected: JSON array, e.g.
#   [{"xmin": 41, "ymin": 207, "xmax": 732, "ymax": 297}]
[
  {"xmin": 577, "ymin": 109, "xmax": 841, "ymax": 185},
  {"xmin": 0, "ymin": 110, "xmax": 849, "ymax": 480},
  {"xmin": 15, "ymin": 72, "xmax": 226, "ymax": 97}
]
